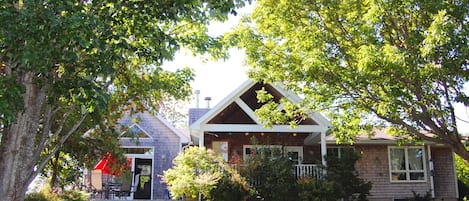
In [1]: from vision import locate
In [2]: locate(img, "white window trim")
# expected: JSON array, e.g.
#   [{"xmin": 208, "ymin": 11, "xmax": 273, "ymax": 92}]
[
  {"xmin": 388, "ymin": 146, "xmax": 427, "ymax": 183},
  {"xmin": 119, "ymin": 124, "xmax": 153, "ymax": 139},
  {"xmin": 242, "ymin": 145, "xmax": 303, "ymax": 163},
  {"xmin": 121, "ymin": 146, "xmax": 154, "ymax": 158}
]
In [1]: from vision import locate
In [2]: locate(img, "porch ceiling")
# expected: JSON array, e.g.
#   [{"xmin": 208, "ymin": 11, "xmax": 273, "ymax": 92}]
[{"xmin": 200, "ymin": 124, "xmax": 326, "ymax": 133}]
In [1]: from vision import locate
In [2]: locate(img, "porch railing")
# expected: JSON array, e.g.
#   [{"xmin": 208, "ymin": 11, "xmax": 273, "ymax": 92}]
[
  {"xmin": 231, "ymin": 164, "xmax": 324, "ymax": 180},
  {"xmin": 294, "ymin": 164, "xmax": 323, "ymax": 180}
]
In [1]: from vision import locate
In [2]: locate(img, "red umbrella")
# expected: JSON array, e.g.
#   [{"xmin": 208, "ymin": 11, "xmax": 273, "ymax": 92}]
[{"xmin": 94, "ymin": 153, "xmax": 131, "ymax": 176}]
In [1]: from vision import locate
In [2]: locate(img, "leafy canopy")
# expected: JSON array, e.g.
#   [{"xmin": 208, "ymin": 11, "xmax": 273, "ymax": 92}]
[
  {"xmin": 228, "ymin": 0, "xmax": 469, "ymax": 162},
  {"xmin": 0, "ymin": 0, "xmax": 248, "ymax": 199}
]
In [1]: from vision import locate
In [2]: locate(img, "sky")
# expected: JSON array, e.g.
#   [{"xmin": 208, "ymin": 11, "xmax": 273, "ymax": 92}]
[
  {"xmin": 162, "ymin": 4, "xmax": 254, "ymax": 109},
  {"xmin": 162, "ymin": 3, "xmax": 469, "ymax": 134}
]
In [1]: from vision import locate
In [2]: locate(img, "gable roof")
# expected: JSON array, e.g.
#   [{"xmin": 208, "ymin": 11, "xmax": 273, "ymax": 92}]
[
  {"xmin": 119, "ymin": 111, "xmax": 190, "ymax": 144},
  {"xmin": 120, "ymin": 124, "xmax": 153, "ymax": 139},
  {"xmin": 155, "ymin": 114, "xmax": 190, "ymax": 144},
  {"xmin": 189, "ymin": 79, "xmax": 331, "ymax": 137}
]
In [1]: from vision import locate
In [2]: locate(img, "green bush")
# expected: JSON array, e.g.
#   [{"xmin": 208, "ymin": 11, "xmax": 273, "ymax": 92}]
[
  {"xmin": 25, "ymin": 187, "xmax": 62, "ymax": 201},
  {"xmin": 297, "ymin": 178, "xmax": 336, "ymax": 201},
  {"xmin": 60, "ymin": 189, "xmax": 89, "ymax": 201},
  {"xmin": 241, "ymin": 146, "xmax": 298, "ymax": 201},
  {"xmin": 163, "ymin": 147, "xmax": 250, "ymax": 201},
  {"xmin": 407, "ymin": 191, "xmax": 432, "ymax": 201},
  {"xmin": 326, "ymin": 149, "xmax": 372, "ymax": 201},
  {"xmin": 25, "ymin": 185, "xmax": 89, "ymax": 201},
  {"xmin": 210, "ymin": 172, "xmax": 251, "ymax": 201}
]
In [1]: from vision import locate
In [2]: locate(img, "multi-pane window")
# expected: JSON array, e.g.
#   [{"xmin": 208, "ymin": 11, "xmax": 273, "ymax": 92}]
[
  {"xmin": 243, "ymin": 145, "xmax": 303, "ymax": 164},
  {"xmin": 120, "ymin": 124, "xmax": 151, "ymax": 139},
  {"xmin": 327, "ymin": 147, "xmax": 354, "ymax": 159},
  {"xmin": 389, "ymin": 147, "xmax": 426, "ymax": 182}
]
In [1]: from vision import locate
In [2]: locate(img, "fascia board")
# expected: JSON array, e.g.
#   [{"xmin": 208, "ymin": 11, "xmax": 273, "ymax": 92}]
[{"xmin": 189, "ymin": 79, "xmax": 256, "ymax": 131}]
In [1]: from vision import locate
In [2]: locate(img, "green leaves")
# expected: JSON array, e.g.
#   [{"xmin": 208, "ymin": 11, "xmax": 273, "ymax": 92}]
[
  {"xmin": 0, "ymin": 76, "xmax": 24, "ymax": 125},
  {"xmin": 163, "ymin": 147, "xmax": 249, "ymax": 200},
  {"xmin": 228, "ymin": 0, "xmax": 469, "ymax": 159},
  {"xmin": 0, "ymin": 1, "xmax": 250, "ymax": 198}
]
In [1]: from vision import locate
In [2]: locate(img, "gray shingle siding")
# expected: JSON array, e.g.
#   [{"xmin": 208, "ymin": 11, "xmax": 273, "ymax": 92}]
[
  {"xmin": 188, "ymin": 108, "xmax": 210, "ymax": 126},
  {"xmin": 118, "ymin": 111, "xmax": 182, "ymax": 199}
]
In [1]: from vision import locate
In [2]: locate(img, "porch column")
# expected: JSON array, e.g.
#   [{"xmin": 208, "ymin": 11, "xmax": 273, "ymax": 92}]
[
  {"xmin": 321, "ymin": 130, "xmax": 327, "ymax": 166},
  {"xmin": 198, "ymin": 131, "xmax": 205, "ymax": 147}
]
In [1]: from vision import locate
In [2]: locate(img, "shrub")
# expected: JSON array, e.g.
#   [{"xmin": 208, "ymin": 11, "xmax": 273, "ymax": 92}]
[
  {"xmin": 163, "ymin": 147, "xmax": 250, "ymax": 201},
  {"xmin": 25, "ymin": 186, "xmax": 62, "ymax": 201},
  {"xmin": 211, "ymin": 171, "xmax": 250, "ymax": 201},
  {"xmin": 297, "ymin": 178, "xmax": 336, "ymax": 201},
  {"xmin": 241, "ymin": 145, "xmax": 298, "ymax": 201},
  {"xmin": 25, "ymin": 186, "xmax": 89, "ymax": 201},
  {"xmin": 326, "ymin": 149, "xmax": 372, "ymax": 201},
  {"xmin": 60, "ymin": 189, "xmax": 89, "ymax": 201},
  {"xmin": 407, "ymin": 191, "xmax": 432, "ymax": 201}
]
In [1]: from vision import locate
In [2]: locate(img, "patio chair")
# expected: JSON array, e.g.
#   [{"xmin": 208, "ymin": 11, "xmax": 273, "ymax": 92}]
[
  {"xmin": 114, "ymin": 179, "xmax": 131, "ymax": 200},
  {"xmin": 90, "ymin": 169, "xmax": 103, "ymax": 198}
]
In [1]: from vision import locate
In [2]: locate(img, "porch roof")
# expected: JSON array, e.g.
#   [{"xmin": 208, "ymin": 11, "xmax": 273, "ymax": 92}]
[
  {"xmin": 325, "ymin": 128, "xmax": 439, "ymax": 145},
  {"xmin": 189, "ymin": 79, "xmax": 331, "ymax": 145}
]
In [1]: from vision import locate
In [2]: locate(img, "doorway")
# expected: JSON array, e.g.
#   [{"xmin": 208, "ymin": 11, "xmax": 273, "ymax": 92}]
[{"xmin": 133, "ymin": 158, "xmax": 152, "ymax": 199}]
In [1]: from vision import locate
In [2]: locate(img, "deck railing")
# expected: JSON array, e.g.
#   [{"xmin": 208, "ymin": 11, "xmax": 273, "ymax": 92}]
[
  {"xmin": 231, "ymin": 163, "xmax": 324, "ymax": 180},
  {"xmin": 294, "ymin": 164, "xmax": 324, "ymax": 180}
]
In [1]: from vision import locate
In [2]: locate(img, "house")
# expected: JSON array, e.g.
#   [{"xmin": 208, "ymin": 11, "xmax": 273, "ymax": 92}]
[
  {"xmin": 115, "ymin": 111, "xmax": 190, "ymax": 200},
  {"xmin": 189, "ymin": 79, "xmax": 459, "ymax": 201}
]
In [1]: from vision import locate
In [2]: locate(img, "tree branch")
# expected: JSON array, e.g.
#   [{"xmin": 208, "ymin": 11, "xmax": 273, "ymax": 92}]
[{"xmin": 28, "ymin": 111, "xmax": 89, "ymax": 185}]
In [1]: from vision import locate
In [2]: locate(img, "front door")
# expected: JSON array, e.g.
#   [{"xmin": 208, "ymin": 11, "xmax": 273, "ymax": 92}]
[{"xmin": 133, "ymin": 158, "xmax": 152, "ymax": 199}]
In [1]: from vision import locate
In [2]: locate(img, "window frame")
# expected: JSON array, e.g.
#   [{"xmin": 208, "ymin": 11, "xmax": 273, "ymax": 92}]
[
  {"xmin": 388, "ymin": 146, "xmax": 427, "ymax": 183},
  {"xmin": 119, "ymin": 124, "xmax": 153, "ymax": 139},
  {"xmin": 243, "ymin": 145, "xmax": 303, "ymax": 164},
  {"xmin": 327, "ymin": 146, "xmax": 355, "ymax": 159}
]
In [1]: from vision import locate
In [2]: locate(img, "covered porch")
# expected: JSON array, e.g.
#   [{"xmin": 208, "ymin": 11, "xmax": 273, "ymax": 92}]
[{"xmin": 189, "ymin": 81, "xmax": 332, "ymax": 170}]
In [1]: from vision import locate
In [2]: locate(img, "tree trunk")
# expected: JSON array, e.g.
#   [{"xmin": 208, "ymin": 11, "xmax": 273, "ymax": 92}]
[
  {"xmin": 0, "ymin": 72, "xmax": 46, "ymax": 201},
  {"xmin": 453, "ymin": 139, "xmax": 469, "ymax": 164}
]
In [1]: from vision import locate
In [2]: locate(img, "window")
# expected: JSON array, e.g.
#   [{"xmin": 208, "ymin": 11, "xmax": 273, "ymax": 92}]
[
  {"xmin": 243, "ymin": 145, "xmax": 303, "ymax": 164},
  {"xmin": 120, "ymin": 124, "xmax": 152, "ymax": 139},
  {"xmin": 122, "ymin": 147, "xmax": 153, "ymax": 155},
  {"xmin": 389, "ymin": 147, "xmax": 426, "ymax": 182},
  {"xmin": 327, "ymin": 147, "xmax": 354, "ymax": 159}
]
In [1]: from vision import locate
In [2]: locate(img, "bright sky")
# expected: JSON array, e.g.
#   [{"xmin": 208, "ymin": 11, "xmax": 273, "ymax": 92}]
[{"xmin": 163, "ymin": 4, "xmax": 254, "ymax": 109}]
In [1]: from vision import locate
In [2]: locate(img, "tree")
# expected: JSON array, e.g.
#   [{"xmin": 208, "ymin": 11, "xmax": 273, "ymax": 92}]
[
  {"xmin": 0, "ymin": 1, "xmax": 247, "ymax": 200},
  {"xmin": 157, "ymin": 95, "xmax": 190, "ymax": 129},
  {"xmin": 326, "ymin": 150, "xmax": 371, "ymax": 201},
  {"xmin": 162, "ymin": 146, "xmax": 250, "ymax": 201},
  {"xmin": 229, "ymin": 0, "xmax": 469, "ymax": 163}
]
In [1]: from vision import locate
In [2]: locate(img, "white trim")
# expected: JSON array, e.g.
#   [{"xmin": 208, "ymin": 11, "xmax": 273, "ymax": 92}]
[
  {"xmin": 285, "ymin": 146, "xmax": 304, "ymax": 164},
  {"xmin": 120, "ymin": 124, "xmax": 153, "ymax": 139},
  {"xmin": 321, "ymin": 131, "xmax": 327, "ymax": 166},
  {"xmin": 189, "ymin": 80, "xmax": 332, "ymax": 145},
  {"xmin": 234, "ymin": 98, "xmax": 260, "ymax": 124},
  {"xmin": 427, "ymin": 145, "xmax": 435, "ymax": 198},
  {"xmin": 189, "ymin": 80, "xmax": 256, "ymax": 130},
  {"xmin": 388, "ymin": 146, "xmax": 427, "ymax": 183},
  {"xmin": 122, "ymin": 146, "xmax": 155, "ymax": 200},
  {"xmin": 200, "ymin": 124, "xmax": 326, "ymax": 133},
  {"xmin": 243, "ymin": 145, "xmax": 281, "ymax": 160},
  {"xmin": 242, "ymin": 145, "xmax": 304, "ymax": 163},
  {"xmin": 151, "ymin": 157, "xmax": 155, "ymax": 200},
  {"xmin": 121, "ymin": 146, "xmax": 154, "ymax": 158}
]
